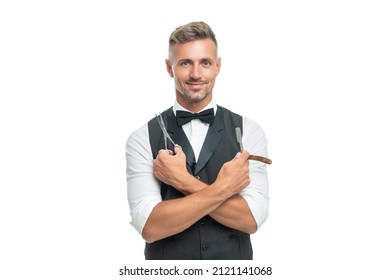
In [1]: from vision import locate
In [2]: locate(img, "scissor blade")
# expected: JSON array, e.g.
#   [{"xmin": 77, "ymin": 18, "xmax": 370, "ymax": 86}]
[
  {"xmin": 155, "ymin": 114, "xmax": 165, "ymax": 134},
  {"xmin": 155, "ymin": 113, "xmax": 176, "ymax": 147}
]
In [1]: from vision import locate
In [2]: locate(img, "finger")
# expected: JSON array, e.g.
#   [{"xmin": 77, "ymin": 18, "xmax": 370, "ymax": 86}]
[
  {"xmin": 173, "ymin": 144, "xmax": 183, "ymax": 155},
  {"xmin": 235, "ymin": 150, "xmax": 250, "ymax": 160},
  {"xmin": 240, "ymin": 150, "xmax": 250, "ymax": 159},
  {"xmin": 158, "ymin": 149, "xmax": 171, "ymax": 155},
  {"xmin": 156, "ymin": 149, "xmax": 171, "ymax": 160}
]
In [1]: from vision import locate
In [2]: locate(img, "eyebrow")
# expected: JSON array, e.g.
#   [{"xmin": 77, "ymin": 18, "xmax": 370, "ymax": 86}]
[{"xmin": 177, "ymin": 57, "xmax": 215, "ymax": 64}]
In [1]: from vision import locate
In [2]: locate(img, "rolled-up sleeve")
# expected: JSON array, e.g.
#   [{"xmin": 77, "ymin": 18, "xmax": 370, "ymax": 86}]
[
  {"xmin": 240, "ymin": 118, "xmax": 270, "ymax": 229},
  {"xmin": 125, "ymin": 124, "xmax": 161, "ymax": 235}
]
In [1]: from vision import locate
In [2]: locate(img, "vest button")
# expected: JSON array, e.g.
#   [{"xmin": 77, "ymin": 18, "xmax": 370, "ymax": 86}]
[
  {"xmin": 201, "ymin": 244, "xmax": 209, "ymax": 251},
  {"xmin": 196, "ymin": 175, "xmax": 201, "ymax": 180}
]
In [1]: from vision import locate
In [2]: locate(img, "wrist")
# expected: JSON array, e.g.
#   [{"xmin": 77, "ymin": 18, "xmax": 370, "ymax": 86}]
[
  {"xmin": 176, "ymin": 173, "xmax": 207, "ymax": 195},
  {"xmin": 209, "ymin": 179, "xmax": 235, "ymax": 201}
]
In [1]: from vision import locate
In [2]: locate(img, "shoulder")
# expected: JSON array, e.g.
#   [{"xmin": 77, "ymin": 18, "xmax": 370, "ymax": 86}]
[
  {"xmin": 125, "ymin": 123, "xmax": 149, "ymax": 150},
  {"xmin": 217, "ymin": 105, "xmax": 241, "ymax": 118},
  {"xmin": 242, "ymin": 116, "xmax": 268, "ymax": 152},
  {"xmin": 216, "ymin": 105, "xmax": 243, "ymax": 127},
  {"xmin": 243, "ymin": 117, "xmax": 265, "ymax": 138},
  {"xmin": 147, "ymin": 107, "xmax": 174, "ymax": 128},
  {"xmin": 127, "ymin": 107, "xmax": 173, "ymax": 146},
  {"xmin": 217, "ymin": 105, "xmax": 265, "ymax": 133},
  {"xmin": 243, "ymin": 117, "xmax": 266, "ymax": 136}
]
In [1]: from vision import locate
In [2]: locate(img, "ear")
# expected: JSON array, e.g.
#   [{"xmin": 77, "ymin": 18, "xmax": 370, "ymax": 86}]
[
  {"xmin": 216, "ymin": 57, "xmax": 221, "ymax": 76},
  {"xmin": 165, "ymin": 59, "xmax": 174, "ymax": 78}
]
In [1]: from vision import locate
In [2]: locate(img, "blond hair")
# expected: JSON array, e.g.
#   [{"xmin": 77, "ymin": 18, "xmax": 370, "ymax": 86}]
[{"xmin": 168, "ymin": 21, "xmax": 218, "ymax": 60}]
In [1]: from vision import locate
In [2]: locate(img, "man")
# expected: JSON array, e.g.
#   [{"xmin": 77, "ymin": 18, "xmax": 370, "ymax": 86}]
[{"xmin": 126, "ymin": 21, "xmax": 269, "ymax": 260}]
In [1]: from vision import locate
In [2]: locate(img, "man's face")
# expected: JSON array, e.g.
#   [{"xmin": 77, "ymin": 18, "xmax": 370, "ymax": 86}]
[{"xmin": 166, "ymin": 39, "xmax": 221, "ymax": 109}]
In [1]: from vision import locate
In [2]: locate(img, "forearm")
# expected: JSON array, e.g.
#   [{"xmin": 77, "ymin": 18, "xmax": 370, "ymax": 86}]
[
  {"xmin": 209, "ymin": 194, "xmax": 257, "ymax": 234},
  {"xmin": 142, "ymin": 182, "xmax": 232, "ymax": 243},
  {"xmin": 173, "ymin": 175, "xmax": 257, "ymax": 234}
]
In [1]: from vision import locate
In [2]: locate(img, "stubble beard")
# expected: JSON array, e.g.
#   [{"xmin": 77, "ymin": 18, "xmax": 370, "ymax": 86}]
[{"xmin": 182, "ymin": 87, "xmax": 210, "ymax": 104}]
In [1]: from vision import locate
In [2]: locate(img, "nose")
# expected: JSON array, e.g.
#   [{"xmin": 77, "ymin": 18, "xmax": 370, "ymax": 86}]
[{"xmin": 189, "ymin": 64, "xmax": 201, "ymax": 80}]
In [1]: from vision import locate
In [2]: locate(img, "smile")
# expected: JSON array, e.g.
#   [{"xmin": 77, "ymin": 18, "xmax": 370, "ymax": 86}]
[
  {"xmin": 187, "ymin": 83, "xmax": 205, "ymax": 90},
  {"xmin": 186, "ymin": 81, "xmax": 207, "ymax": 87}
]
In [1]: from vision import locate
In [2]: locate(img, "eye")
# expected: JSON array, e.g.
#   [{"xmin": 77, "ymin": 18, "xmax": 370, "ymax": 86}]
[
  {"xmin": 180, "ymin": 60, "xmax": 191, "ymax": 67},
  {"xmin": 201, "ymin": 60, "xmax": 212, "ymax": 67}
]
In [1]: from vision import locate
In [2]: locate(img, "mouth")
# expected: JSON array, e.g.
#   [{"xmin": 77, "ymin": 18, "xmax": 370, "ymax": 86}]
[{"xmin": 186, "ymin": 81, "xmax": 207, "ymax": 89}]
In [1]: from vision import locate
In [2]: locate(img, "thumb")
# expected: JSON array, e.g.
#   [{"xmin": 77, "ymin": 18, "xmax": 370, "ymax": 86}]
[
  {"xmin": 235, "ymin": 150, "xmax": 250, "ymax": 160},
  {"xmin": 174, "ymin": 144, "xmax": 183, "ymax": 155}
]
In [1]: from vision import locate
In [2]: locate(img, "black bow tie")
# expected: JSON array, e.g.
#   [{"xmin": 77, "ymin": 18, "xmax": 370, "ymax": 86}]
[{"xmin": 176, "ymin": 108, "xmax": 215, "ymax": 126}]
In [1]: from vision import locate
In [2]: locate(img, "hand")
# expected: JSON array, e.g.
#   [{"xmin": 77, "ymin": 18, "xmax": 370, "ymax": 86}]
[
  {"xmin": 153, "ymin": 145, "xmax": 189, "ymax": 187},
  {"xmin": 215, "ymin": 150, "xmax": 251, "ymax": 196}
]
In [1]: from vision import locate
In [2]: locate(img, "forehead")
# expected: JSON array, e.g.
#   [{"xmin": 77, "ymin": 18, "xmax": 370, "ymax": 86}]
[{"xmin": 171, "ymin": 39, "xmax": 217, "ymax": 61}]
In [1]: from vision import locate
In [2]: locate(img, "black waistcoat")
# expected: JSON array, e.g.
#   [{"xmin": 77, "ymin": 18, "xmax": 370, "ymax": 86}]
[{"xmin": 146, "ymin": 105, "xmax": 253, "ymax": 260}]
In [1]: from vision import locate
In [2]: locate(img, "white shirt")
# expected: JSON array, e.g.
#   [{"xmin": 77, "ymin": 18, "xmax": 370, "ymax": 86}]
[{"xmin": 126, "ymin": 100, "xmax": 269, "ymax": 235}]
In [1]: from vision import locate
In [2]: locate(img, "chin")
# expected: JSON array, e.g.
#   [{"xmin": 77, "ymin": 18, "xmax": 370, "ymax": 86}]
[{"xmin": 184, "ymin": 91, "xmax": 209, "ymax": 104}]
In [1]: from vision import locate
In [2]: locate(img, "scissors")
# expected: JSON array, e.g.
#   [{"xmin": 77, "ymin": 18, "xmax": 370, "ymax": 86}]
[{"xmin": 155, "ymin": 113, "xmax": 176, "ymax": 150}]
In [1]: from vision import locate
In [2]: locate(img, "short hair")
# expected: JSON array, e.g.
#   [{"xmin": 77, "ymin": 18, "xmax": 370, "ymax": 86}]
[{"xmin": 168, "ymin": 21, "xmax": 218, "ymax": 60}]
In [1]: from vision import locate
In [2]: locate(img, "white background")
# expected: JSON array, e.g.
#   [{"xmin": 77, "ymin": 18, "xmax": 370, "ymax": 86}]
[{"xmin": 1, "ymin": 0, "xmax": 389, "ymax": 279}]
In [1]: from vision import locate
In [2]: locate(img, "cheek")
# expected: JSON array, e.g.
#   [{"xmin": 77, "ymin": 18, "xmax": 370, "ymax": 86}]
[
  {"xmin": 206, "ymin": 73, "xmax": 218, "ymax": 83},
  {"xmin": 174, "ymin": 77, "xmax": 185, "ymax": 89},
  {"xmin": 204, "ymin": 68, "xmax": 219, "ymax": 79},
  {"xmin": 173, "ymin": 72, "xmax": 187, "ymax": 83}
]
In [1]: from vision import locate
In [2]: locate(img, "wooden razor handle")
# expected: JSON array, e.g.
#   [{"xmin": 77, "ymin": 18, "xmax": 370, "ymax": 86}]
[{"xmin": 248, "ymin": 155, "xmax": 272, "ymax": 164}]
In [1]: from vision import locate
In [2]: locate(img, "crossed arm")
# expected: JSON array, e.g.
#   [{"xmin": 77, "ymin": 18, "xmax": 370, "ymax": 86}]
[
  {"xmin": 142, "ymin": 146, "xmax": 256, "ymax": 243},
  {"xmin": 126, "ymin": 122, "xmax": 269, "ymax": 244}
]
